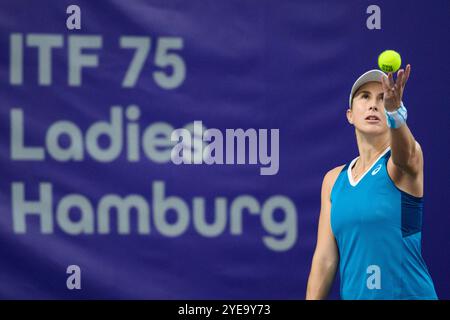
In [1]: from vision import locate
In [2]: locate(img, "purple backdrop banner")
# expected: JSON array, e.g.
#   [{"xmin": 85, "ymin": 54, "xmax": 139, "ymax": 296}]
[{"xmin": 0, "ymin": 0, "xmax": 449, "ymax": 299}]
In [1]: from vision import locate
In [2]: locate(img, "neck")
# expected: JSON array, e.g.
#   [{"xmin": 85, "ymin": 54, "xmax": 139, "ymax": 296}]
[{"xmin": 354, "ymin": 131, "xmax": 390, "ymax": 169}]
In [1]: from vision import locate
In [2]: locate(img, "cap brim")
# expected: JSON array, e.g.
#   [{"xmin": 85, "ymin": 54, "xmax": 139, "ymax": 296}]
[{"xmin": 349, "ymin": 69, "xmax": 387, "ymax": 108}]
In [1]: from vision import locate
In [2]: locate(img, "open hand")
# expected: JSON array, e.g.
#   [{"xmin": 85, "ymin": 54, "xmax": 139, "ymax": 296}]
[{"xmin": 381, "ymin": 64, "xmax": 411, "ymax": 112}]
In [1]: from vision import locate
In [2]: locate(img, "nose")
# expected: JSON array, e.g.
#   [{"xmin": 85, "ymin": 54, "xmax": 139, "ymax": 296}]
[{"xmin": 369, "ymin": 105, "xmax": 378, "ymax": 111}]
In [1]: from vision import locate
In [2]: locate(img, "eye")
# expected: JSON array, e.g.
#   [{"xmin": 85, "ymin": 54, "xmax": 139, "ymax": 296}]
[{"xmin": 362, "ymin": 94, "xmax": 369, "ymax": 99}]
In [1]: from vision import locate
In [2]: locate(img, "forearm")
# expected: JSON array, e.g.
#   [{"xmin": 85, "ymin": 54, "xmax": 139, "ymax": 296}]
[
  {"xmin": 389, "ymin": 121, "xmax": 417, "ymax": 169},
  {"xmin": 306, "ymin": 256, "xmax": 338, "ymax": 300}
]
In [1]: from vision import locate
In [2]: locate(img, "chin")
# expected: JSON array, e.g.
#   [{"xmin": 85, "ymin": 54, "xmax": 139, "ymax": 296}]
[{"xmin": 357, "ymin": 125, "xmax": 388, "ymax": 136}]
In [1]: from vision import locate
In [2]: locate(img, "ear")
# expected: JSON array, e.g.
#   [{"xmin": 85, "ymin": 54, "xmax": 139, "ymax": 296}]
[{"xmin": 346, "ymin": 108, "xmax": 354, "ymax": 125}]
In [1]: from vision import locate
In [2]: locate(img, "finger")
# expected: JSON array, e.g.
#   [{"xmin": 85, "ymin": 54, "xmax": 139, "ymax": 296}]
[
  {"xmin": 396, "ymin": 69, "xmax": 404, "ymax": 92},
  {"xmin": 381, "ymin": 75, "xmax": 389, "ymax": 92},
  {"xmin": 402, "ymin": 64, "xmax": 411, "ymax": 87},
  {"xmin": 388, "ymin": 72, "xmax": 395, "ymax": 88}
]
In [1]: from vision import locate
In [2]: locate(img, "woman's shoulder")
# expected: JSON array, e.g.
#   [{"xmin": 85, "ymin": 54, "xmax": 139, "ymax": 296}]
[
  {"xmin": 325, "ymin": 164, "xmax": 346, "ymax": 180},
  {"xmin": 323, "ymin": 164, "xmax": 346, "ymax": 191}
]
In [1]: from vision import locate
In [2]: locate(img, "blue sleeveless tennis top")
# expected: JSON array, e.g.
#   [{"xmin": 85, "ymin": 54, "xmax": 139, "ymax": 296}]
[{"xmin": 330, "ymin": 147, "xmax": 437, "ymax": 300}]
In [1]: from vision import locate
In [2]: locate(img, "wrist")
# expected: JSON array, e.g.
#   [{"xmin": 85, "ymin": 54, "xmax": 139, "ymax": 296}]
[{"xmin": 385, "ymin": 101, "xmax": 407, "ymax": 129}]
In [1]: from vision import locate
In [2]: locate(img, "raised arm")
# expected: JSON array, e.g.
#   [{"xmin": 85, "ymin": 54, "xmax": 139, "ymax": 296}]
[
  {"xmin": 382, "ymin": 64, "xmax": 423, "ymax": 177},
  {"xmin": 381, "ymin": 64, "xmax": 423, "ymax": 197}
]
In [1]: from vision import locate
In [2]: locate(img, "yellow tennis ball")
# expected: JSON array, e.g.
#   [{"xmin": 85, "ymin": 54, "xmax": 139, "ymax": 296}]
[{"xmin": 378, "ymin": 50, "xmax": 402, "ymax": 73}]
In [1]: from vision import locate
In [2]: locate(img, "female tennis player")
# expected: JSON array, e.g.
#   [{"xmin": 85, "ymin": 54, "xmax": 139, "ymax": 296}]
[{"xmin": 306, "ymin": 64, "xmax": 437, "ymax": 300}]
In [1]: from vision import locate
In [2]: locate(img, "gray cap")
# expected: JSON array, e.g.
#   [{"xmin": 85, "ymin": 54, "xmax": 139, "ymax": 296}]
[{"xmin": 349, "ymin": 69, "xmax": 388, "ymax": 108}]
